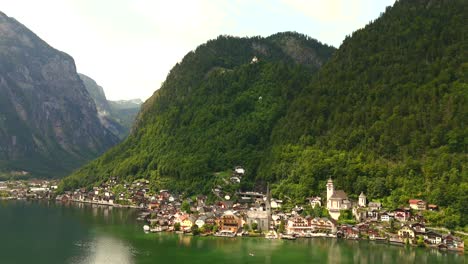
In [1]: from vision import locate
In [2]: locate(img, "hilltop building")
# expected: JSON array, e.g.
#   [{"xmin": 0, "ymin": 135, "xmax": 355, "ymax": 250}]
[{"xmin": 251, "ymin": 56, "xmax": 259, "ymax": 64}]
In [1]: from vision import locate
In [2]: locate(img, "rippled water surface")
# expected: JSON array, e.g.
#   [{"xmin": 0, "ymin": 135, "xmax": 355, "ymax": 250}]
[{"xmin": 0, "ymin": 201, "xmax": 464, "ymax": 264}]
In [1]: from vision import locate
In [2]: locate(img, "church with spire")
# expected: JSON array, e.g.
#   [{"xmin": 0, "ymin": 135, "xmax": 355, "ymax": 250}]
[
  {"xmin": 245, "ymin": 183, "xmax": 272, "ymax": 231},
  {"xmin": 326, "ymin": 178, "xmax": 355, "ymax": 220}
]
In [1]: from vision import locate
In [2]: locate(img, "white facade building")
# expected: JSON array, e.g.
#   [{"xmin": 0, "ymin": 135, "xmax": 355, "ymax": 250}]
[{"xmin": 326, "ymin": 178, "xmax": 353, "ymax": 220}]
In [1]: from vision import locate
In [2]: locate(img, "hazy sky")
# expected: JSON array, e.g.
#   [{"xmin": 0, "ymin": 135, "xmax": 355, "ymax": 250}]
[{"xmin": 1, "ymin": 0, "xmax": 395, "ymax": 101}]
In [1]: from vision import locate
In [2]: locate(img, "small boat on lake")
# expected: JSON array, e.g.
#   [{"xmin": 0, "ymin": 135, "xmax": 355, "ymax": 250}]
[
  {"xmin": 370, "ymin": 237, "xmax": 388, "ymax": 243},
  {"xmin": 266, "ymin": 231, "xmax": 278, "ymax": 239},
  {"xmin": 281, "ymin": 234, "xmax": 296, "ymax": 240},
  {"xmin": 214, "ymin": 230, "xmax": 236, "ymax": 237}
]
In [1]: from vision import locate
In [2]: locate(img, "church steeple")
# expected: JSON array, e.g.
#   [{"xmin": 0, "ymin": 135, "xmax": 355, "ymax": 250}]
[
  {"xmin": 266, "ymin": 183, "xmax": 271, "ymax": 230},
  {"xmin": 359, "ymin": 192, "xmax": 366, "ymax": 207},
  {"xmin": 326, "ymin": 178, "xmax": 334, "ymax": 202}
]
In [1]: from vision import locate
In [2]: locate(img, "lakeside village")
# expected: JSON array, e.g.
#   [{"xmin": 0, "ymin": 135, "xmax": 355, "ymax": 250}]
[{"xmin": 0, "ymin": 168, "xmax": 465, "ymax": 254}]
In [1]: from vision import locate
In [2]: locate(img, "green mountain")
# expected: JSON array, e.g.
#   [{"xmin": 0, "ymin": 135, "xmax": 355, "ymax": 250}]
[
  {"xmin": 63, "ymin": 0, "xmax": 466, "ymax": 227},
  {"xmin": 0, "ymin": 11, "xmax": 118, "ymax": 178},
  {"xmin": 62, "ymin": 32, "xmax": 335, "ymax": 188},
  {"xmin": 264, "ymin": 0, "xmax": 467, "ymax": 227},
  {"xmin": 79, "ymin": 73, "xmax": 142, "ymax": 139}
]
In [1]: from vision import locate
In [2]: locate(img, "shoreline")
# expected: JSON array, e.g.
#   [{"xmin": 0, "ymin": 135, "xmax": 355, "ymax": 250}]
[
  {"xmin": 2, "ymin": 198, "xmax": 466, "ymax": 255},
  {"xmin": 69, "ymin": 199, "xmax": 141, "ymax": 209},
  {"xmin": 144, "ymin": 229, "xmax": 466, "ymax": 254}
]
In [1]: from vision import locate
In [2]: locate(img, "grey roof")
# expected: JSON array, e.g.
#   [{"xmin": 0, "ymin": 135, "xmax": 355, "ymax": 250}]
[
  {"xmin": 205, "ymin": 212, "xmax": 215, "ymax": 218},
  {"xmin": 329, "ymin": 190, "xmax": 348, "ymax": 200},
  {"xmin": 197, "ymin": 215, "xmax": 207, "ymax": 221},
  {"xmin": 247, "ymin": 210, "xmax": 268, "ymax": 219},
  {"xmin": 425, "ymin": 230, "xmax": 442, "ymax": 237}
]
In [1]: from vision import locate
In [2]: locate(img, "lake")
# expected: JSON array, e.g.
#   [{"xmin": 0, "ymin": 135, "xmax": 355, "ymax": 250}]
[{"xmin": 0, "ymin": 200, "xmax": 464, "ymax": 264}]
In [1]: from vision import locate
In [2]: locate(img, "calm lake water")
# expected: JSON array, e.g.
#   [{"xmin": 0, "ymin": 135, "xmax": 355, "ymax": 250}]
[{"xmin": 0, "ymin": 201, "xmax": 464, "ymax": 264}]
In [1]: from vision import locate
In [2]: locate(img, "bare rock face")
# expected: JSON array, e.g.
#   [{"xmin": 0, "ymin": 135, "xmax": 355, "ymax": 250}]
[
  {"xmin": 78, "ymin": 73, "xmax": 142, "ymax": 139},
  {"xmin": 0, "ymin": 11, "xmax": 118, "ymax": 177},
  {"xmin": 267, "ymin": 32, "xmax": 330, "ymax": 68}
]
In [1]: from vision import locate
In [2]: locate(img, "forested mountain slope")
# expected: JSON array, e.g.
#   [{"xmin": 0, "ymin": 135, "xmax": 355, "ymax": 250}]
[
  {"xmin": 63, "ymin": 0, "xmax": 466, "ymax": 227},
  {"xmin": 261, "ymin": 0, "xmax": 467, "ymax": 227},
  {"xmin": 62, "ymin": 32, "xmax": 335, "ymax": 190}
]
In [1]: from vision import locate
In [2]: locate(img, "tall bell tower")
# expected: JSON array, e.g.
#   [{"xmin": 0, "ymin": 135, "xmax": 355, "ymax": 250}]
[
  {"xmin": 326, "ymin": 178, "xmax": 334, "ymax": 202},
  {"xmin": 266, "ymin": 183, "xmax": 271, "ymax": 230},
  {"xmin": 359, "ymin": 192, "xmax": 367, "ymax": 207}
]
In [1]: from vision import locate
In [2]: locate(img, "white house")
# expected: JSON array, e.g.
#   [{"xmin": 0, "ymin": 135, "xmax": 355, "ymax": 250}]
[
  {"xmin": 195, "ymin": 216, "xmax": 207, "ymax": 227},
  {"xmin": 424, "ymin": 231, "xmax": 443, "ymax": 245},
  {"xmin": 270, "ymin": 199, "xmax": 283, "ymax": 209},
  {"xmin": 230, "ymin": 176, "xmax": 241, "ymax": 183},
  {"xmin": 380, "ymin": 213, "xmax": 391, "ymax": 222},
  {"xmin": 235, "ymin": 167, "xmax": 245, "ymax": 175},
  {"xmin": 308, "ymin": 196, "xmax": 322, "ymax": 208}
]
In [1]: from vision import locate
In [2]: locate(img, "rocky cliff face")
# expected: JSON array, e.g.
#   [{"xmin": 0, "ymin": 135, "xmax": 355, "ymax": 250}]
[
  {"xmin": 79, "ymin": 73, "xmax": 142, "ymax": 139},
  {"xmin": 78, "ymin": 73, "xmax": 110, "ymax": 115},
  {"xmin": 0, "ymin": 11, "xmax": 118, "ymax": 177}
]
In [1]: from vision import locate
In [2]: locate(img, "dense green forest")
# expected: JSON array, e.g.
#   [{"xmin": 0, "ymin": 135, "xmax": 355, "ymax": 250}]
[
  {"xmin": 262, "ymin": 0, "xmax": 467, "ymax": 228},
  {"xmin": 61, "ymin": 32, "xmax": 335, "ymax": 190},
  {"xmin": 62, "ymin": 0, "xmax": 467, "ymax": 228}
]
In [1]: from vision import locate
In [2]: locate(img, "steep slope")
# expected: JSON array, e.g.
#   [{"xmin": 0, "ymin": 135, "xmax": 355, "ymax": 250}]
[
  {"xmin": 62, "ymin": 32, "xmax": 335, "ymax": 191},
  {"xmin": 0, "ymin": 11, "xmax": 118, "ymax": 178},
  {"xmin": 64, "ymin": 0, "xmax": 467, "ymax": 227},
  {"xmin": 108, "ymin": 99, "xmax": 142, "ymax": 134},
  {"xmin": 79, "ymin": 73, "xmax": 110, "ymax": 115},
  {"xmin": 79, "ymin": 73, "xmax": 141, "ymax": 139},
  {"xmin": 261, "ymin": 0, "xmax": 467, "ymax": 227}
]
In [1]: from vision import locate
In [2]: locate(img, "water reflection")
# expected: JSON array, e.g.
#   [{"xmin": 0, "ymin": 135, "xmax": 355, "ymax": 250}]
[
  {"xmin": 69, "ymin": 235, "xmax": 135, "ymax": 264},
  {"xmin": 179, "ymin": 234, "xmax": 192, "ymax": 247},
  {"xmin": 0, "ymin": 201, "xmax": 464, "ymax": 264}
]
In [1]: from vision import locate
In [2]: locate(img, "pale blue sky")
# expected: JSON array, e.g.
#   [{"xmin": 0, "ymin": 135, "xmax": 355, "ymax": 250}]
[{"xmin": 1, "ymin": 0, "xmax": 395, "ymax": 100}]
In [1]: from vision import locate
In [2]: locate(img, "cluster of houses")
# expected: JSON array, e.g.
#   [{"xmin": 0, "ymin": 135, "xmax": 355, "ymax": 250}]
[
  {"xmin": 137, "ymin": 177, "xmax": 464, "ymax": 252},
  {"xmin": 317, "ymin": 178, "xmax": 463, "ymax": 251},
  {"xmin": 0, "ymin": 179, "xmax": 58, "ymax": 200},
  {"xmin": 13, "ymin": 171, "xmax": 463, "ymax": 253},
  {"xmin": 58, "ymin": 178, "xmax": 152, "ymax": 208}
]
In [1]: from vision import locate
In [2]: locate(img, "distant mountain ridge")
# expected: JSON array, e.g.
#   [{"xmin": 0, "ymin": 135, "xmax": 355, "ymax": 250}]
[
  {"xmin": 109, "ymin": 99, "xmax": 143, "ymax": 108},
  {"xmin": 0, "ymin": 11, "xmax": 118, "ymax": 178},
  {"xmin": 78, "ymin": 73, "xmax": 142, "ymax": 139}
]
